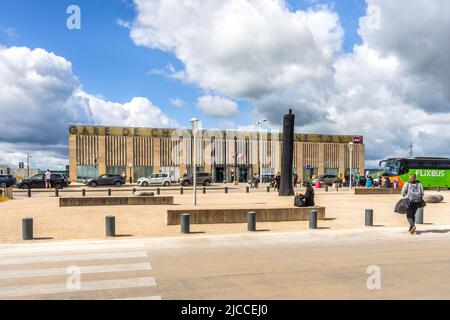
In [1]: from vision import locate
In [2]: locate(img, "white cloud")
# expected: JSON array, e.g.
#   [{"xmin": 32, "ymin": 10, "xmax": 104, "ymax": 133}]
[
  {"xmin": 1, "ymin": 27, "xmax": 19, "ymax": 40},
  {"xmin": 0, "ymin": 46, "xmax": 177, "ymax": 168},
  {"xmin": 169, "ymin": 97, "xmax": 185, "ymax": 108},
  {"xmin": 196, "ymin": 95, "xmax": 239, "ymax": 118},
  {"xmin": 130, "ymin": 0, "xmax": 342, "ymax": 99}
]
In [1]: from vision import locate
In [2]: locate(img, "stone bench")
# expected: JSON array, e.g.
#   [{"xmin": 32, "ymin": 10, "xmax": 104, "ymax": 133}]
[
  {"xmin": 60, "ymin": 196, "xmax": 174, "ymax": 207},
  {"xmin": 166, "ymin": 206, "xmax": 325, "ymax": 225},
  {"xmin": 354, "ymin": 188, "xmax": 402, "ymax": 195}
]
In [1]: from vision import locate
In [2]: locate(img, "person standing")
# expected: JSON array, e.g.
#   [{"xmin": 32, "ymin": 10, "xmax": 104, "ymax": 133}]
[
  {"xmin": 275, "ymin": 172, "xmax": 281, "ymax": 191},
  {"xmin": 401, "ymin": 174, "xmax": 424, "ymax": 234},
  {"xmin": 44, "ymin": 169, "xmax": 52, "ymax": 189},
  {"xmin": 293, "ymin": 172, "xmax": 298, "ymax": 188}
]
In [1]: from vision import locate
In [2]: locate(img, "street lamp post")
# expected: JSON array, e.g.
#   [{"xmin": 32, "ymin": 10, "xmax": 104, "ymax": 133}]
[
  {"xmin": 348, "ymin": 142, "xmax": 354, "ymax": 189},
  {"xmin": 256, "ymin": 119, "xmax": 266, "ymax": 183},
  {"xmin": 191, "ymin": 118, "xmax": 199, "ymax": 206},
  {"xmin": 26, "ymin": 153, "xmax": 31, "ymax": 178}
]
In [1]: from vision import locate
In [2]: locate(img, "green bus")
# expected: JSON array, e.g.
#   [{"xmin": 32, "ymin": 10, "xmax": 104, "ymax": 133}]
[{"xmin": 379, "ymin": 157, "xmax": 450, "ymax": 188}]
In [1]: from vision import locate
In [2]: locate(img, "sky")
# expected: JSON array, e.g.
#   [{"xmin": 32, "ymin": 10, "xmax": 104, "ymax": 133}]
[{"xmin": 0, "ymin": 0, "xmax": 449, "ymax": 169}]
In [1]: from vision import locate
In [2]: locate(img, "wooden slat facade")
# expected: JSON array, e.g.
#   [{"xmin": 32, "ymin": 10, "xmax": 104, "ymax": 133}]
[{"xmin": 69, "ymin": 125, "xmax": 365, "ymax": 182}]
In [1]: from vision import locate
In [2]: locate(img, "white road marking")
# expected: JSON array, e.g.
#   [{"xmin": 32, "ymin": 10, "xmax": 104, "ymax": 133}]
[
  {"xmin": 0, "ymin": 276, "xmax": 156, "ymax": 298},
  {"xmin": 0, "ymin": 251, "xmax": 148, "ymax": 265},
  {"xmin": 0, "ymin": 263, "xmax": 152, "ymax": 279},
  {"xmin": 0, "ymin": 241, "xmax": 145, "ymax": 255},
  {"xmin": 114, "ymin": 296, "xmax": 162, "ymax": 300}
]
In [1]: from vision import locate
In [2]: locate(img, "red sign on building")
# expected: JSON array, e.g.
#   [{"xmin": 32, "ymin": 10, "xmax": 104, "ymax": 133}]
[{"xmin": 352, "ymin": 136, "xmax": 363, "ymax": 144}]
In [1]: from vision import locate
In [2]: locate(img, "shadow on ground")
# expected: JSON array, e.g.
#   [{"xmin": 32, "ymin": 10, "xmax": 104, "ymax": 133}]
[{"xmin": 416, "ymin": 229, "xmax": 450, "ymax": 235}]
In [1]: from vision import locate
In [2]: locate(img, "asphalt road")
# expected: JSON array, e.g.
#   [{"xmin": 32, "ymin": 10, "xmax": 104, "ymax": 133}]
[{"xmin": 1, "ymin": 227, "xmax": 449, "ymax": 299}]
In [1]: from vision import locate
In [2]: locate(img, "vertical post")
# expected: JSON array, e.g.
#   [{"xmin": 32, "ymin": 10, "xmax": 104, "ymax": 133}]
[
  {"xmin": 22, "ymin": 217, "xmax": 33, "ymax": 240},
  {"xmin": 309, "ymin": 210, "xmax": 317, "ymax": 229},
  {"xmin": 181, "ymin": 213, "xmax": 190, "ymax": 234},
  {"xmin": 225, "ymin": 186, "xmax": 228, "ymax": 194},
  {"xmin": 266, "ymin": 186, "xmax": 270, "ymax": 193},
  {"xmin": 55, "ymin": 188, "xmax": 59, "ymax": 197},
  {"xmin": 105, "ymin": 216, "xmax": 115, "ymax": 237},
  {"xmin": 247, "ymin": 211, "xmax": 256, "ymax": 231},
  {"xmin": 107, "ymin": 189, "xmax": 112, "ymax": 196},
  {"xmin": 416, "ymin": 207, "xmax": 424, "ymax": 224},
  {"xmin": 191, "ymin": 118, "xmax": 199, "ymax": 206},
  {"xmin": 82, "ymin": 189, "xmax": 86, "ymax": 197},
  {"xmin": 203, "ymin": 187, "xmax": 206, "ymax": 194},
  {"xmin": 349, "ymin": 142, "xmax": 353, "ymax": 190},
  {"xmin": 365, "ymin": 209, "xmax": 373, "ymax": 226},
  {"xmin": 27, "ymin": 186, "xmax": 31, "ymax": 198},
  {"xmin": 157, "ymin": 187, "xmax": 160, "ymax": 195},
  {"xmin": 180, "ymin": 187, "xmax": 184, "ymax": 195},
  {"xmin": 246, "ymin": 186, "xmax": 250, "ymax": 193},
  {"xmin": 325, "ymin": 185, "xmax": 328, "ymax": 192}
]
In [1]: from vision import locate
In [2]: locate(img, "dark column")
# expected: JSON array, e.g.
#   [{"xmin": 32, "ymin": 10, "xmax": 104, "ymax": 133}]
[{"xmin": 279, "ymin": 109, "xmax": 295, "ymax": 196}]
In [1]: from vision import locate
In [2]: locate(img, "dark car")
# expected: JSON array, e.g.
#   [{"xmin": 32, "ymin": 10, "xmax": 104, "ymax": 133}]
[
  {"xmin": 178, "ymin": 172, "xmax": 212, "ymax": 186},
  {"xmin": 0, "ymin": 174, "xmax": 17, "ymax": 188},
  {"xmin": 16, "ymin": 173, "xmax": 69, "ymax": 189},
  {"xmin": 85, "ymin": 174, "xmax": 125, "ymax": 187}
]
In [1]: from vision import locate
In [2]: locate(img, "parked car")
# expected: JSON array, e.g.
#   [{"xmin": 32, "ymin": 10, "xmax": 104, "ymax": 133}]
[
  {"xmin": 0, "ymin": 174, "xmax": 16, "ymax": 188},
  {"xmin": 307, "ymin": 174, "xmax": 339, "ymax": 187},
  {"xmin": 16, "ymin": 173, "xmax": 69, "ymax": 189},
  {"xmin": 178, "ymin": 172, "xmax": 212, "ymax": 186},
  {"xmin": 84, "ymin": 174, "xmax": 125, "ymax": 187},
  {"xmin": 137, "ymin": 173, "xmax": 176, "ymax": 187}
]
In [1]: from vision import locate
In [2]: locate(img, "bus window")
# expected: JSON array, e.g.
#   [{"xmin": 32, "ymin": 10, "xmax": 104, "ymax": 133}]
[
  {"xmin": 382, "ymin": 159, "xmax": 400, "ymax": 176},
  {"xmin": 399, "ymin": 163, "xmax": 408, "ymax": 175}
]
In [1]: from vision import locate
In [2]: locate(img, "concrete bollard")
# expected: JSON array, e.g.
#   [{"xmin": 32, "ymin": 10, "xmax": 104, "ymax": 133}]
[
  {"xmin": 156, "ymin": 188, "xmax": 160, "ymax": 195},
  {"xmin": 309, "ymin": 210, "xmax": 317, "ymax": 229},
  {"xmin": 105, "ymin": 216, "xmax": 115, "ymax": 237},
  {"xmin": 416, "ymin": 207, "xmax": 424, "ymax": 224},
  {"xmin": 203, "ymin": 187, "xmax": 206, "ymax": 194},
  {"xmin": 27, "ymin": 187, "xmax": 31, "ymax": 198},
  {"xmin": 181, "ymin": 213, "xmax": 190, "ymax": 234},
  {"xmin": 247, "ymin": 211, "xmax": 256, "ymax": 231},
  {"xmin": 266, "ymin": 186, "xmax": 270, "ymax": 193},
  {"xmin": 180, "ymin": 187, "xmax": 184, "ymax": 195},
  {"xmin": 107, "ymin": 189, "xmax": 112, "ymax": 196},
  {"xmin": 246, "ymin": 186, "xmax": 250, "ymax": 193},
  {"xmin": 22, "ymin": 217, "xmax": 33, "ymax": 240},
  {"xmin": 82, "ymin": 189, "xmax": 86, "ymax": 197},
  {"xmin": 225, "ymin": 187, "xmax": 228, "ymax": 194},
  {"xmin": 55, "ymin": 188, "xmax": 59, "ymax": 197},
  {"xmin": 365, "ymin": 209, "xmax": 374, "ymax": 226}
]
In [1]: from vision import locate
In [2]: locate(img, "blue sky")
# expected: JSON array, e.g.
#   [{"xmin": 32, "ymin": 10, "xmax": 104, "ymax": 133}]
[{"xmin": 0, "ymin": 0, "xmax": 366, "ymax": 130}]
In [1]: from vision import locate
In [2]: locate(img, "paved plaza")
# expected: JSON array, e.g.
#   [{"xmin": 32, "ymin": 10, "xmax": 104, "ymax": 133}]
[
  {"xmin": 1, "ymin": 185, "xmax": 450, "ymax": 300},
  {"xmin": 0, "ymin": 186, "xmax": 449, "ymax": 243}
]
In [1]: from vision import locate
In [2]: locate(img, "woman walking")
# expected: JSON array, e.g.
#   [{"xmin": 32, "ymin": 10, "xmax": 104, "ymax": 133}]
[{"xmin": 401, "ymin": 174, "xmax": 424, "ymax": 234}]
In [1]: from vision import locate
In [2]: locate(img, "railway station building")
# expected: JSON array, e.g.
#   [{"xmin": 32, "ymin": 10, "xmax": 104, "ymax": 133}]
[{"xmin": 68, "ymin": 125, "xmax": 365, "ymax": 183}]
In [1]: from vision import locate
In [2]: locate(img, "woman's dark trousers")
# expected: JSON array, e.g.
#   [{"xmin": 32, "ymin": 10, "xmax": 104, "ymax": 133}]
[{"xmin": 407, "ymin": 202, "xmax": 420, "ymax": 227}]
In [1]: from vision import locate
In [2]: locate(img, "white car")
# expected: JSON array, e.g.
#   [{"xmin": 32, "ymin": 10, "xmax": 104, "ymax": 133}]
[{"xmin": 137, "ymin": 173, "xmax": 175, "ymax": 187}]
